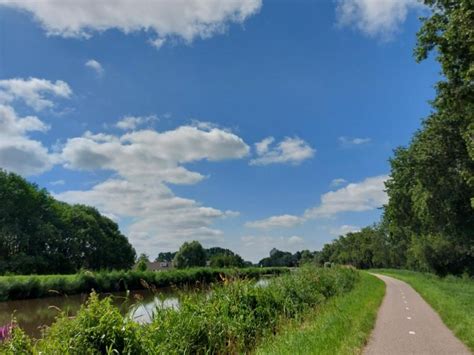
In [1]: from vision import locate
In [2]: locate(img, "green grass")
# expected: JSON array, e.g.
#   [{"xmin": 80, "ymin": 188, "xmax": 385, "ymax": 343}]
[
  {"xmin": 0, "ymin": 267, "xmax": 359, "ymax": 354},
  {"xmin": 373, "ymin": 269, "xmax": 474, "ymax": 351},
  {"xmin": 255, "ymin": 272, "xmax": 385, "ymax": 355},
  {"xmin": 0, "ymin": 267, "xmax": 289, "ymax": 301}
]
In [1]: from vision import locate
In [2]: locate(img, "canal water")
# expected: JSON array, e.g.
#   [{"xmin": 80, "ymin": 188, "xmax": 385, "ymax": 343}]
[
  {"xmin": 0, "ymin": 278, "xmax": 270, "ymax": 338},
  {"xmin": 0, "ymin": 288, "xmax": 180, "ymax": 338}
]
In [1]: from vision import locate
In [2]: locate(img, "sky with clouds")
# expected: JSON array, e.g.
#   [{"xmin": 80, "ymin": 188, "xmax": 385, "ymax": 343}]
[{"xmin": 0, "ymin": 0, "xmax": 439, "ymax": 262}]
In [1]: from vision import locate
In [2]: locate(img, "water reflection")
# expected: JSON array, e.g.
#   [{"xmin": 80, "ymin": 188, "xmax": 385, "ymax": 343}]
[
  {"xmin": 0, "ymin": 278, "xmax": 270, "ymax": 338},
  {"xmin": 0, "ymin": 288, "xmax": 180, "ymax": 338}
]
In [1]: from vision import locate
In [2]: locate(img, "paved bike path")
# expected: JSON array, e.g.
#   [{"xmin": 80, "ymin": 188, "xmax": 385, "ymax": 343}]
[{"xmin": 364, "ymin": 274, "xmax": 471, "ymax": 355}]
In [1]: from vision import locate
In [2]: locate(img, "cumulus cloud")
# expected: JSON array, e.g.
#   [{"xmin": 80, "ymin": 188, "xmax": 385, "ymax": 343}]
[
  {"xmin": 0, "ymin": 104, "xmax": 49, "ymax": 135},
  {"xmin": 0, "ymin": 0, "xmax": 262, "ymax": 46},
  {"xmin": 250, "ymin": 136, "xmax": 315, "ymax": 166},
  {"xmin": 304, "ymin": 175, "xmax": 388, "ymax": 218},
  {"xmin": 58, "ymin": 124, "xmax": 249, "ymax": 252},
  {"xmin": 245, "ymin": 214, "xmax": 305, "ymax": 229},
  {"xmin": 237, "ymin": 235, "xmax": 306, "ymax": 263},
  {"xmin": 338, "ymin": 136, "xmax": 371, "ymax": 147},
  {"xmin": 329, "ymin": 224, "xmax": 361, "ymax": 236},
  {"xmin": 330, "ymin": 178, "xmax": 348, "ymax": 188},
  {"xmin": 57, "ymin": 178, "xmax": 232, "ymax": 251},
  {"xmin": 62, "ymin": 126, "xmax": 250, "ymax": 184},
  {"xmin": 0, "ymin": 77, "xmax": 72, "ymax": 111},
  {"xmin": 149, "ymin": 37, "xmax": 166, "ymax": 50},
  {"xmin": 116, "ymin": 115, "xmax": 158, "ymax": 130},
  {"xmin": 244, "ymin": 175, "xmax": 387, "ymax": 235},
  {"xmin": 336, "ymin": 0, "xmax": 422, "ymax": 39},
  {"xmin": 0, "ymin": 78, "xmax": 72, "ymax": 175},
  {"xmin": 85, "ymin": 59, "xmax": 104, "ymax": 76}
]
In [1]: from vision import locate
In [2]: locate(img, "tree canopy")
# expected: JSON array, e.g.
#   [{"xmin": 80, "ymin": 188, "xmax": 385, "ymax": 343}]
[
  {"xmin": 383, "ymin": 0, "xmax": 474, "ymax": 276},
  {"xmin": 320, "ymin": 0, "xmax": 473, "ymax": 276},
  {"xmin": 173, "ymin": 241, "xmax": 207, "ymax": 268},
  {"xmin": 0, "ymin": 170, "xmax": 136, "ymax": 274}
]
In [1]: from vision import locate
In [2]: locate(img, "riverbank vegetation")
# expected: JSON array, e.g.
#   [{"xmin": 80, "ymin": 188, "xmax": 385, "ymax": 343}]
[
  {"xmin": 0, "ymin": 267, "xmax": 288, "ymax": 302},
  {"xmin": 375, "ymin": 269, "xmax": 474, "ymax": 351},
  {"xmin": 256, "ymin": 272, "xmax": 385, "ymax": 355},
  {"xmin": 0, "ymin": 267, "xmax": 359, "ymax": 354}
]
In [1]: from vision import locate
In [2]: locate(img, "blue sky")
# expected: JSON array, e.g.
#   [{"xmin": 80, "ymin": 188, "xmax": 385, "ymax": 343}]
[{"xmin": 0, "ymin": 0, "xmax": 439, "ymax": 262}]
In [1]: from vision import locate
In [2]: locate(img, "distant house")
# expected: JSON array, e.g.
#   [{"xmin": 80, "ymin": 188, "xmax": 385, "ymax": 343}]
[{"xmin": 135, "ymin": 260, "xmax": 172, "ymax": 271}]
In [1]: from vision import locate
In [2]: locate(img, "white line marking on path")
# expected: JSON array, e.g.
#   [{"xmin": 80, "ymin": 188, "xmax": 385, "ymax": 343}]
[
  {"xmin": 407, "ymin": 316, "xmax": 412, "ymax": 320},
  {"xmin": 409, "ymin": 331, "xmax": 416, "ymax": 335}
]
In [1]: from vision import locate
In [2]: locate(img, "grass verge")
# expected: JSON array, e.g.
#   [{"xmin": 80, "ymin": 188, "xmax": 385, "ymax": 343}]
[
  {"xmin": 255, "ymin": 272, "xmax": 385, "ymax": 355},
  {"xmin": 373, "ymin": 269, "xmax": 474, "ymax": 351},
  {"xmin": 0, "ymin": 267, "xmax": 288, "ymax": 301}
]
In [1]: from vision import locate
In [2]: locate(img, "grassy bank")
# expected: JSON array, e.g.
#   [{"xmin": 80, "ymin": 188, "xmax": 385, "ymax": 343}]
[
  {"xmin": 255, "ymin": 272, "xmax": 385, "ymax": 355},
  {"xmin": 0, "ymin": 267, "xmax": 358, "ymax": 354},
  {"xmin": 374, "ymin": 269, "xmax": 474, "ymax": 351},
  {"xmin": 0, "ymin": 267, "xmax": 288, "ymax": 301}
]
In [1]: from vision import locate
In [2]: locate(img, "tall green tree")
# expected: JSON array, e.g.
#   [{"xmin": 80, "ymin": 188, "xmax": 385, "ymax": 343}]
[
  {"xmin": 0, "ymin": 170, "xmax": 136, "ymax": 274},
  {"xmin": 384, "ymin": 0, "xmax": 474, "ymax": 275},
  {"xmin": 173, "ymin": 241, "xmax": 207, "ymax": 268}
]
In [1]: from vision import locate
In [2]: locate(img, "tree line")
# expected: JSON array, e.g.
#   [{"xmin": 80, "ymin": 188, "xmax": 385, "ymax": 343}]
[
  {"xmin": 138, "ymin": 242, "xmax": 251, "ymax": 269},
  {"xmin": 0, "ymin": 170, "xmax": 136, "ymax": 274},
  {"xmin": 320, "ymin": 0, "xmax": 473, "ymax": 277}
]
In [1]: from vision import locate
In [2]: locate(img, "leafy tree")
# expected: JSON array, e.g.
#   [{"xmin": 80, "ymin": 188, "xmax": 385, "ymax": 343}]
[
  {"xmin": 136, "ymin": 254, "xmax": 149, "ymax": 271},
  {"xmin": 318, "ymin": 225, "xmax": 390, "ymax": 269},
  {"xmin": 258, "ymin": 249, "xmax": 297, "ymax": 267},
  {"xmin": 173, "ymin": 241, "xmax": 207, "ymax": 268},
  {"xmin": 298, "ymin": 250, "xmax": 315, "ymax": 265},
  {"xmin": 209, "ymin": 254, "xmax": 244, "ymax": 268},
  {"xmin": 155, "ymin": 252, "xmax": 176, "ymax": 262},
  {"xmin": 384, "ymin": 0, "xmax": 474, "ymax": 276},
  {"xmin": 0, "ymin": 170, "xmax": 136, "ymax": 274}
]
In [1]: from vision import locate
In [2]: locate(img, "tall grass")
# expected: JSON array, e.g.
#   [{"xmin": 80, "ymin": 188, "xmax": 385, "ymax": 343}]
[
  {"xmin": 0, "ymin": 267, "xmax": 359, "ymax": 354},
  {"xmin": 0, "ymin": 267, "xmax": 288, "ymax": 301}
]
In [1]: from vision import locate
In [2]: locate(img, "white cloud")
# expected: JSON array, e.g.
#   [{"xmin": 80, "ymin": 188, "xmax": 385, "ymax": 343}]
[
  {"xmin": 0, "ymin": 78, "xmax": 72, "ymax": 176},
  {"xmin": 62, "ymin": 126, "xmax": 250, "ymax": 184},
  {"xmin": 116, "ymin": 115, "xmax": 158, "ymax": 130},
  {"xmin": 330, "ymin": 178, "xmax": 348, "ymax": 188},
  {"xmin": 336, "ymin": 0, "xmax": 422, "ymax": 39},
  {"xmin": 57, "ymin": 178, "xmax": 231, "ymax": 251},
  {"xmin": 304, "ymin": 175, "xmax": 388, "ymax": 218},
  {"xmin": 85, "ymin": 59, "xmax": 104, "ymax": 76},
  {"xmin": 245, "ymin": 214, "xmax": 304, "ymax": 229},
  {"xmin": 237, "ymin": 235, "xmax": 306, "ymax": 263},
  {"xmin": 329, "ymin": 224, "xmax": 361, "ymax": 236},
  {"xmin": 338, "ymin": 136, "xmax": 371, "ymax": 147},
  {"xmin": 250, "ymin": 136, "xmax": 315, "ymax": 166},
  {"xmin": 0, "ymin": 136, "xmax": 54, "ymax": 176},
  {"xmin": 149, "ymin": 37, "xmax": 166, "ymax": 50},
  {"xmin": 0, "ymin": 104, "xmax": 49, "ymax": 135},
  {"xmin": 246, "ymin": 175, "xmax": 387, "ymax": 236},
  {"xmin": 0, "ymin": 0, "xmax": 262, "ymax": 46},
  {"xmin": 50, "ymin": 179, "xmax": 65, "ymax": 186},
  {"xmin": 58, "ymin": 124, "xmax": 250, "ymax": 253},
  {"xmin": 189, "ymin": 120, "xmax": 228, "ymax": 132},
  {"xmin": 255, "ymin": 137, "xmax": 274, "ymax": 155},
  {"xmin": 0, "ymin": 77, "xmax": 72, "ymax": 111}
]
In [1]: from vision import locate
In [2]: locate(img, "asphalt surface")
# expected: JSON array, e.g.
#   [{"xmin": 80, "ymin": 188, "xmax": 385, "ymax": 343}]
[{"xmin": 364, "ymin": 274, "xmax": 471, "ymax": 355}]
